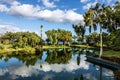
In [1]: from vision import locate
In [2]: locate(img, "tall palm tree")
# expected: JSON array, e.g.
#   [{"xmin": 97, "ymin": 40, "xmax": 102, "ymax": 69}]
[
  {"xmin": 84, "ymin": 2, "xmax": 120, "ymax": 57},
  {"xmin": 84, "ymin": 3, "xmax": 107, "ymax": 58},
  {"xmin": 40, "ymin": 25, "xmax": 43, "ymax": 47},
  {"xmin": 40, "ymin": 25, "xmax": 43, "ymax": 39}
]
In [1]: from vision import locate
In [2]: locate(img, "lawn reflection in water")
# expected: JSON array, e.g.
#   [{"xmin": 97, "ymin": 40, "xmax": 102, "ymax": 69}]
[{"xmin": 0, "ymin": 48, "xmax": 118, "ymax": 80}]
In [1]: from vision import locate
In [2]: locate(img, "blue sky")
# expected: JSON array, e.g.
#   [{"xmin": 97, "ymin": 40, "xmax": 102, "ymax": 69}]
[{"xmin": 0, "ymin": 0, "xmax": 119, "ymax": 39}]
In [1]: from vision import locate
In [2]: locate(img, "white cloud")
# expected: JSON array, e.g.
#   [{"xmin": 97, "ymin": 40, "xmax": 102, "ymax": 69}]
[
  {"xmin": 0, "ymin": 24, "xmax": 20, "ymax": 35},
  {"xmin": 35, "ymin": 9, "xmax": 84, "ymax": 24},
  {"xmin": 10, "ymin": 1, "xmax": 20, "ymax": 6},
  {"xmin": 9, "ymin": 4, "xmax": 40, "ymax": 17},
  {"xmin": 0, "ymin": 1, "xmax": 84, "ymax": 24},
  {"xmin": 117, "ymin": 0, "xmax": 120, "ymax": 1},
  {"xmin": 0, "ymin": 24, "xmax": 39, "ymax": 35},
  {"xmin": 42, "ymin": 0, "xmax": 56, "ymax": 8},
  {"xmin": 0, "ymin": 4, "xmax": 9, "ymax": 12},
  {"xmin": 80, "ymin": 0, "xmax": 89, "ymax": 3},
  {"xmin": 65, "ymin": 10, "xmax": 84, "ymax": 24},
  {"xmin": 83, "ymin": 1, "xmax": 97, "ymax": 10}
]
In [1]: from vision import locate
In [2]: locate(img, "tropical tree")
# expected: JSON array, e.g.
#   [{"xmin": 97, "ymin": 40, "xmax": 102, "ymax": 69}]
[
  {"xmin": 108, "ymin": 29, "xmax": 120, "ymax": 50},
  {"xmin": 83, "ymin": 3, "xmax": 118, "ymax": 58},
  {"xmin": 0, "ymin": 32, "xmax": 41, "ymax": 48},
  {"xmin": 86, "ymin": 32, "xmax": 99, "ymax": 46},
  {"xmin": 61, "ymin": 31, "xmax": 72, "ymax": 45},
  {"xmin": 72, "ymin": 35, "xmax": 77, "ymax": 42},
  {"xmin": 72, "ymin": 24, "xmax": 85, "ymax": 43},
  {"xmin": 40, "ymin": 25, "xmax": 43, "ymax": 47},
  {"xmin": 45, "ymin": 29, "xmax": 72, "ymax": 45}
]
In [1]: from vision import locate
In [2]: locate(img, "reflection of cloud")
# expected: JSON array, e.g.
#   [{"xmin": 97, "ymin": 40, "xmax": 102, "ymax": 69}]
[
  {"xmin": 0, "ymin": 69, "xmax": 8, "ymax": 76},
  {"xmin": 103, "ymin": 69, "xmax": 114, "ymax": 76},
  {"xmin": 33, "ymin": 57, "xmax": 89, "ymax": 73},
  {"xmin": 9, "ymin": 66, "xmax": 39, "ymax": 77},
  {"xmin": 0, "ymin": 55, "xmax": 114, "ymax": 80},
  {"xmin": 42, "ymin": 74, "xmax": 54, "ymax": 80},
  {"xmin": 84, "ymin": 73, "xmax": 97, "ymax": 80},
  {"xmin": 0, "ymin": 56, "xmax": 89, "ymax": 79}
]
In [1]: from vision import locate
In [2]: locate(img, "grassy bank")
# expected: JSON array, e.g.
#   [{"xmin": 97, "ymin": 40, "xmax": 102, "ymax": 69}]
[
  {"xmin": 43, "ymin": 45, "xmax": 70, "ymax": 49},
  {"xmin": 0, "ymin": 44, "xmax": 120, "ymax": 58},
  {"xmin": 103, "ymin": 50, "xmax": 120, "ymax": 57},
  {"xmin": 70, "ymin": 44, "xmax": 93, "ymax": 49},
  {"xmin": 0, "ymin": 47, "xmax": 35, "ymax": 54}
]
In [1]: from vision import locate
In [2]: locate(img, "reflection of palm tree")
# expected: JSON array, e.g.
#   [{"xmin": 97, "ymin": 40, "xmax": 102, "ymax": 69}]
[
  {"xmin": 77, "ymin": 56, "xmax": 80, "ymax": 65},
  {"xmin": 40, "ymin": 59, "xmax": 42, "ymax": 68},
  {"xmin": 39, "ymin": 51, "xmax": 43, "ymax": 68},
  {"xmin": 80, "ymin": 74, "xmax": 84, "ymax": 80},
  {"xmin": 4, "ymin": 56, "xmax": 9, "ymax": 62},
  {"xmin": 74, "ymin": 74, "xmax": 84, "ymax": 80},
  {"xmin": 99, "ymin": 66, "xmax": 102, "ymax": 80}
]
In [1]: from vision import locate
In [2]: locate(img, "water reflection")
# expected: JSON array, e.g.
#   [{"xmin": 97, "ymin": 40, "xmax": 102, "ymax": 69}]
[{"xmin": 0, "ymin": 48, "xmax": 118, "ymax": 80}]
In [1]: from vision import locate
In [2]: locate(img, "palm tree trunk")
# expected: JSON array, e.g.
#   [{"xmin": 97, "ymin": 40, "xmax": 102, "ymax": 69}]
[{"xmin": 99, "ymin": 25, "xmax": 103, "ymax": 58}]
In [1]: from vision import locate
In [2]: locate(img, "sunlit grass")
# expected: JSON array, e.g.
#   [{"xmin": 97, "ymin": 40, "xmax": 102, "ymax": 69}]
[
  {"xmin": 103, "ymin": 50, "xmax": 120, "ymax": 57},
  {"xmin": 43, "ymin": 45, "xmax": 70, "ymax": 49}
]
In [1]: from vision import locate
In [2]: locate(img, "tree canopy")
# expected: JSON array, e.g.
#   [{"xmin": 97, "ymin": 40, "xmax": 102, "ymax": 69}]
[
  {"xmin": 45, "ymin": 29, "xmax": 72, "ymax": 45},
  {"xmin": 0, "ymin": 32, "xmax": 42, "ymax": 48}
]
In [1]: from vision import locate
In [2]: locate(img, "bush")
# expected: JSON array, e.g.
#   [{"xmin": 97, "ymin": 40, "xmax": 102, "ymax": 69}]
[
  {"xmin": 0, "ymin": 44, "xmax": 4, "ymax": 50},
  {"xmin": 12, "ymin": 43, "xmax": 23, "ymax": 49}
]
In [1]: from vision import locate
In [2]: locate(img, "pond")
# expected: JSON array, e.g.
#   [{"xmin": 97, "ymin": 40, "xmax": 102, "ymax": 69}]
[{"xmin": 0, "ymin": 48, "xmax": 119, "ymax": 80}]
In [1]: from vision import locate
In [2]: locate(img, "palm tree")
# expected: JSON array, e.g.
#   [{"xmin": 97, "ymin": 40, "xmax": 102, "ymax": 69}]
[
  {"xmin": 72, "ymin": 35, "xmax": 77, "ymax": 43},
  {"xmin": 114, "ymin": 1, "xmax": 120, "ymax": 27},
  {"xmin": 72, "ymin": 24, "xmax": 85, "ymax": 43},
  {"xmin": 40, "ymin": 25, "xmax": 43, "ymax": 39},
  {"xmin": 84, "ymin": 3, "xmax": 107, "ymax": 58},
  {"xmin": 84, "ymin": 2, "xmax": 120, "ymax": 57},
  {"xmin": 40, "ymin": 25, "xmax": 43, "ymax": 47}
]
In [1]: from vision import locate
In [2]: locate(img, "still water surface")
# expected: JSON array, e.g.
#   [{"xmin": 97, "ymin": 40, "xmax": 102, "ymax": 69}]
[{"xmin": 0, "ymin": 48, "xmax": 116, "ymax": 80}]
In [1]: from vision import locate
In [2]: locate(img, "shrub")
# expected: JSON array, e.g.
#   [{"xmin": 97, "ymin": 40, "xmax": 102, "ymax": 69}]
[{"xmin": 0, "ymin": 44, "xmax": 4, "ymax": 50}]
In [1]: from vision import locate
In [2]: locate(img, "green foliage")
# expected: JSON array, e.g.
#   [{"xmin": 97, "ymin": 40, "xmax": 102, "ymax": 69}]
[
  {"xmin": 86, "ymin": 32, "xmax": 99, "ymax": 46},
  {"xmin": 45, "ymin": 29, "xmax": 72, "ymax": 45},
  {"xmin": 3, "ymin": 40, "xmax": 9, "ymax": 45},
  {"xmin": 0, "ymin": 44, "xmax": 4, "ymax": 50},
  {"xmin": 0, "ymin": 32, "xmax": 41, "ymax": 48},
  {"xmin": 12, "ymin": 42, "xmax": 23, "ymax": 49},
  {"xmin": 108, "ymin": 29, "xmax": 120, "ymax": 50},
  {"xmin": 72, "ymin": 24, "xmax": 85, "ymax": 43},
  {"xmin": 86, "ymin": 32, "xmax": 109, "ymax": 46}
]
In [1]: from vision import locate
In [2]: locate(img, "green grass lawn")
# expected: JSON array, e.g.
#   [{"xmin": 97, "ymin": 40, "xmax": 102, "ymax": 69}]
[{"xmin": 103, "ymin": 50, "xmax": 120, "ymax": 57}]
